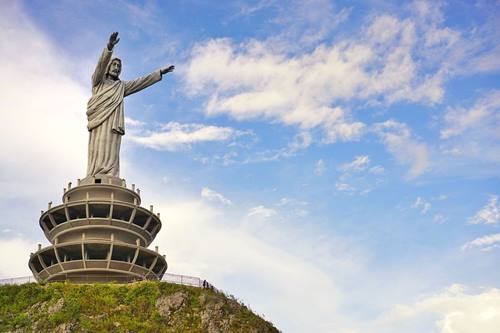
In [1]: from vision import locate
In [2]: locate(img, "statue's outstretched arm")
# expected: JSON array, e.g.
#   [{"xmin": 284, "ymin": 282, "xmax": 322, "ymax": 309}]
[
  {"xmin": 91, "ymin": 32, "xmax": 119, "ymax": 87},
  {"xmin": 124, "ymin": 65, "xmax": 174, "ymax": 97},
  {"xmin": 124, "ymin": 70, "xmax": 162, "ymax": 96}
]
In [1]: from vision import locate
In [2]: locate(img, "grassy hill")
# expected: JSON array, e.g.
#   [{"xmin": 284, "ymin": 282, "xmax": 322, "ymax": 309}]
[{"xmin": 0, "ymin": 281, "xmax": 279, "ymax": 332}]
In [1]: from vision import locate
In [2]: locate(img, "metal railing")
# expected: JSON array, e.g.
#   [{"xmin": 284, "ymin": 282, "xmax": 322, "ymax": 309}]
[
  {"xmin": 0, "ymin": 272, "xmax": 205, "ymax": 288},
  {"xmin": 0, "ymin": 276, "xmax": 37, "ymax": 285}
]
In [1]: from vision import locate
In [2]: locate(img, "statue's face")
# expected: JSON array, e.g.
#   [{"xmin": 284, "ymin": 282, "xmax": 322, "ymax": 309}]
[{"xmin": 108, "ymin": 59, "xmax": 121, "ymax": 79}]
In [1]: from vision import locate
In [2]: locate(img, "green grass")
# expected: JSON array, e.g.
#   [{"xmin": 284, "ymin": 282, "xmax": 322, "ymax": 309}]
[{"xmin": 0, "ymin": 281, "xmax": 279, "ymax": 333}]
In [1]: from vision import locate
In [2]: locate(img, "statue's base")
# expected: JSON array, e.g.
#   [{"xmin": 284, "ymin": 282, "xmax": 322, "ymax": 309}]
[
  {"xmin": 80, "ymin": 175, "xmax": 125, "ymax": 186},
  {"xmin": 29, "ymin": 175, "xmax": 167, "ymax": 284},
  {"xmin": 29, "ymin": 241, "xmax": 167, "ymax": 283}
]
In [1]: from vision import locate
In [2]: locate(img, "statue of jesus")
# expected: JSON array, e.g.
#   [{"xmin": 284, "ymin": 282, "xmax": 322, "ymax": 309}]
[{"xmin": 86, "ymin": 32, "xmax": 174, "ymax": 177}]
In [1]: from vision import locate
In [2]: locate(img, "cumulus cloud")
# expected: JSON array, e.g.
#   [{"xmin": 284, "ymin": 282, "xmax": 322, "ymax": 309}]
[
  {"xmin": 462, "ymin": 233, "xmax": 500, "ymax": 252},
  {"xmin": 201, "ymin": 187, "xmax": 232, "ymax": 205},
  {"xmin": 377, "ymin": 284, "xmax": 500, "ymax": 333},
  {"xmin": 184, "ymin": 2, "xmax": 497, "ymax": 144},
  {"xmin": 185, "ymin": 37, "xmax": 372, "ymax": 143},
  {"xmin": 247, "ymin": 205, "xmax": 278, "ymax": 219},
  {"xmin": 374, "ymin": 120, "xmax": 429, "ymax": 179},
  {"xmin": 129, "ymin": 122, "xmax": 248, "ymax": 151},
  {"xmin": 468, "ymin": 196, "xmax": 500, "ymax": 225}
]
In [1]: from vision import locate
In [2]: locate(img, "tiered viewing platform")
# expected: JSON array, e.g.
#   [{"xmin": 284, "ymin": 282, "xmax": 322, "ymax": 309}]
[{"xmin": 28, "ymin": 175, "xmax": 167, "ymax": 283}]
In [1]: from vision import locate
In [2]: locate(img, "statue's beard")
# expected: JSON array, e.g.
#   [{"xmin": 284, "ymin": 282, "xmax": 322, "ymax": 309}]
[{"xmin": 108, "ymin": 71, "xmax": 120, "ymax": 80}]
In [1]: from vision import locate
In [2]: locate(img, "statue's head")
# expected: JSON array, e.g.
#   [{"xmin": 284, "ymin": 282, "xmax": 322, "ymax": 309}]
[{"xmin": 107, "ymin": 58, "xmax": 122, "ymax": 80}]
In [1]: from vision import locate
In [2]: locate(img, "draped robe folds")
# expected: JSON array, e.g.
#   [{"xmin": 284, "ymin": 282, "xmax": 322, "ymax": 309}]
[{"xmin": 86, "ymin": 47, "xmax": 162, "ymax": 177}]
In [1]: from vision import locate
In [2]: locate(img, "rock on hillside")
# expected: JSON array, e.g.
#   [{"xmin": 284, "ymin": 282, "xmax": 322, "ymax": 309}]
[{"xmin": 0, "ymin": 281, "xmax": 279, "ymax": 332}]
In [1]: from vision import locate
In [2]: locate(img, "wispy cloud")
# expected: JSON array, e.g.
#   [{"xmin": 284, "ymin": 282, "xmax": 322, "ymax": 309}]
[
  {"xmin": 130, "ymin": 122, "xmax": 249, "ymax": 151},
  {"xmin": 441, "ymin": 90, "xmax": 500, "ymax": 140},
  {"xmin": 432, "ymin": 214, "xmax": 448, "ymax": 224},
  {"xmin": 412, "ymin": 197, "xmax": 431, "ymax": 214},
  {"xmin": 244, "ymin": 131, "xmax": 312, "ymax": 163},
  {"xmin": 339, "ymin": 155, "xmax": 371, "ymax": 172},
  {"xmin": 374, "ymin": 120, "xmax": 429, "ymax": 179},
  {"xmin": 462, "ymin": 233, "xmax": 500, "ymax": 252},
  {"xmin": 438, "ymin": 91, "xmax": 500, "ymax": 168},
  {"xmin": 314, "ymin": 159, "xmax": 326, "ymax": 176},
  {"xmin": 247, "ymin": 205, "xmax": 278, "ymax": 219},
  {"xmin": 469, "ymin": 195, "xmax": 500, "ymax": 225},
  {"xmin": 335, "ymin": 155, "xmax": 385, "ymax": 195},
  {"xmin": 335, "ymin": 182, "xmax": 355, "ymax": 194},
  {"xmin": 277, "ymin": 197, "xmax": 309, "ymax": 218},
  {"xmin": 201, "ymin": 187, "xmax": 232, "ymax": 205},
  {"xmin": 368, "ymin": 165, "xmax": 385, "ymax": 175}
]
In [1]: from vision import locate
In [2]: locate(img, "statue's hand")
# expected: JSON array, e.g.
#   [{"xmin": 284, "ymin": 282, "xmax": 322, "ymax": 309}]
[
  {"xmin": 160, "ymin": 65, "xmax": 175, "ymax": 75},
  {"xmin": 107, "ymin": 32, "xmax": 120, "ymax": 50}
]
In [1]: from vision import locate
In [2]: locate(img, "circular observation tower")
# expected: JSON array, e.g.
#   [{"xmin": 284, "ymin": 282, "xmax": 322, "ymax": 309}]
[{"xmin": 28, "ymin": 175, "xmax": 167, "ymax": 283}]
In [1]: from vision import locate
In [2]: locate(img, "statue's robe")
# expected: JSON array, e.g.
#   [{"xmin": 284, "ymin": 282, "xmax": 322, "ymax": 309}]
[{"xmin": 86, "ymin": 47, "xmax": 162, "ymax": 177}]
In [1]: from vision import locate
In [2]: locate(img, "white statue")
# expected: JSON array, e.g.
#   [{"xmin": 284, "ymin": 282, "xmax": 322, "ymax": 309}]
[{"xmin": 86, "ymin": 32, "xmax": 174, "ymax": 177}]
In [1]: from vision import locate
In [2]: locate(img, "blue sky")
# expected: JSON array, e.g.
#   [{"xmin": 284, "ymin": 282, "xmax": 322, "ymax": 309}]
[{"xmin": 0, "ymin": 1, "xmax": 499, "ymax": 332}]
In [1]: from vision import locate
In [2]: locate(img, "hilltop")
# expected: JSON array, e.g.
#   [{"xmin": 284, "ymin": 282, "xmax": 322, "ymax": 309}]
[{"xmin": 0, "ymin": 281, "xmax": 279, "ymax": 332}]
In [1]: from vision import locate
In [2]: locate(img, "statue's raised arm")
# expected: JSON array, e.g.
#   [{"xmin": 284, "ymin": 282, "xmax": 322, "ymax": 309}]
[
  {"xmin": 85, "ymin": 32, "xmax": 174, "ymax": 179},
  {"xmin": 91, "ymin": 32, "xmax": 120, "ymax": 88}
]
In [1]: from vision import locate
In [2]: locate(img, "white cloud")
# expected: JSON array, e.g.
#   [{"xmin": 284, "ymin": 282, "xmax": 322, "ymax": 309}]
[
  {"xmin": 438, "ymin": 91, "xmax": 500, "ymax": 168},
  {"xmin": 335, "ymin": 155, "xmax": 384, "ymax": 195},
  {"xmin": 413, "ymin": 197, "xmax": 431, "ymax": 214},
  {"xmin": 271, "ymin": 0, "xmax": 350, "ymax": 48},
  {"xmin": 469, "ymin": 196, "xmax": 500, "ymax": 225},
  {"xmin": 315, "ymin": 159, "xmax": 326, "ymax": 175},
  {"xmin": 277, "ymin": 197, "xmax": 309, "ymax": 218},
  {"xmin": 124, "ymin": 117, "xmax": 146, "ymax": 127},
  {"xmin": 433, "ymin": 214, "xmax": 448, "ymax": 224},
  {"xmin": 374, "ymin": 120, "xmax": 429, "ymax": 179},
  {"xmin": 462, "ymin": 233, "xmax": 500, "ymax": 252},
  {"xmin": 340, "ymin": 155, "xmax": 371, "ymax": 172},
  {"xmin": 0, "ymin": 2, "xmax": 88, "ymax": 202},
  {"xmin": 0, "ymin": 237, "xmax": 38, "ymax": 278},
  {"xmin": 184, "ymin": 3, "xmax": 494, "ymax": 146},
  {"xmin": 185, "ymin": 37, "xmax": 372, "ymax": 143},
  {"xmin": 201, "ymin": 187, "xmax": 232, "ymax": 205},
  {"xmin": 247, "ymin": 205, "xmax": 278, "ymax": 219},
  {"xmin": 369, "ymin": 165, "xmax": 385, "ymax": 175},
  {"xmin": 244, "ymin": 131, "xmax": 312, "ymax": 163},
  {"xmin": 441, "ymin": 90, "xmax": 500, "ymax": 140},
  {"xmin": 130, "ymin": 122, "xmax": 247, "ymax": 151},
  {"xmin": 377, "ymin": 284, "xmax": 500, "ymax": 333},
  {"xmin": 336, "ymin": 182, "xmax": 355, "ymax": 193}
]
